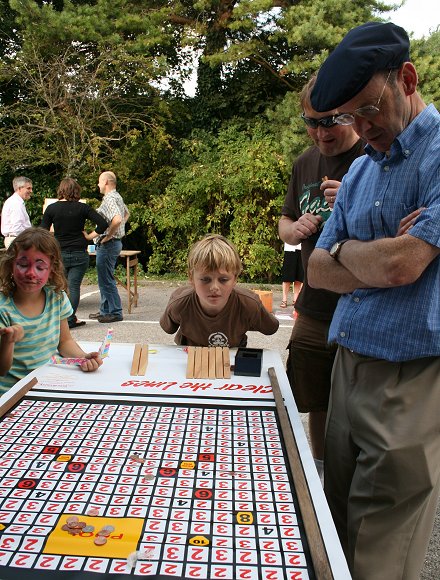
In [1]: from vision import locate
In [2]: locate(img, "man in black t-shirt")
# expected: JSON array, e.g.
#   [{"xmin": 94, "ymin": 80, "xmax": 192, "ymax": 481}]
[{"xmin": 278, "ymin": 76, "xmax": 365, "ymax": 480}]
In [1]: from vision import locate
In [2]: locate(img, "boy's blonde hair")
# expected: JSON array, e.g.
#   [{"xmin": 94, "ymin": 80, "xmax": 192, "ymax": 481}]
[{"xmin": 188, "ymin": 234, "xmax": 243, "ymax": 278}]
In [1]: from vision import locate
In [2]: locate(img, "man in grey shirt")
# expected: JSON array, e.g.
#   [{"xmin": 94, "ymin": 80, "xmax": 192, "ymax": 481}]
[{"xmin": 85, "ymin": 171, "xmax": 129, "ymax": 323}]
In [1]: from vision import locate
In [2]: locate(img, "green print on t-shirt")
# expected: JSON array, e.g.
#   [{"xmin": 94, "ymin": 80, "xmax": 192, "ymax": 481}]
[{"xmin": 300, "ymin": 182, "xmax": 332, "ymax": 223}]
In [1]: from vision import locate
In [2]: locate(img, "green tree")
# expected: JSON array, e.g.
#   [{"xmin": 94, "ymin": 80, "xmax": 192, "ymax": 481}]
[
  {"xmin": 146, "ymin": 120, "xmax": 287, "ymax": 281},
  {"xmin": 0, "ymin": 44, "xmax": 171, "ymax": 176},
  {"xmin": 1, "ymin": 0, "xmax": 438, "ymax": 279},
  {"xmin": 0, "ymin": 0, "xmax": 182, "ymax": 181},
  {"xmin": 174, "ymin": 0, "xmax": 395, "ymax": 128},
  {"xmin": 411, "ymin": 28, "xmax": 440, "ymax": 107}
]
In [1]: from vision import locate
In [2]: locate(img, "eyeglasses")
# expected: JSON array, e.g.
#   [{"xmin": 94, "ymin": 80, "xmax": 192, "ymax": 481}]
[
  {"xmin": 301, "ymin": 113, "xmax": 339, "ymax": 129},
  {"xmin": 335, "ymin": 69, "xmax": 393, "ymax": 126}
]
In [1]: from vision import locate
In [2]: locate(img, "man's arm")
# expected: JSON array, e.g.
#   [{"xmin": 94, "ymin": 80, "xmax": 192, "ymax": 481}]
[
  {"xmin": 159, "ymin": 306, "xmax": 179, "ymax": 334},
  {"xmin": 278, "ymin": 214, "xmax": 323, "ymax": 245},
  {"xmin": 309, "ymin": 234, "xmax": 440, "ymax": 292},
  {"xmin": 104, "ymin": 215, "xmax": 122, "ymax": 238},
  {"xmin": 337, "ymin": 235, "xmax": 439, "ymax": 287},
  {"xmin": 308, "ymin": 248, "xmax": 370, "ymax": 293},
  {"xmin": 1, "ymin": 201, "xmax": 11, "ymax": 236}
]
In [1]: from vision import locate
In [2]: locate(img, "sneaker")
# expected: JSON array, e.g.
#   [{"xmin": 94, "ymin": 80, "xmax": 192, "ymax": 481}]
[
  {"xmin": 89, "ymin": 312, "xmax": 101, "ymax": 319},
  {"xmin": 97, "ymin": 314, "xmax": 123, "ymax": 323}
]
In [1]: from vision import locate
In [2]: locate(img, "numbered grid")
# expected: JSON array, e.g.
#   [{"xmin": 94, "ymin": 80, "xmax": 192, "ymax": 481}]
[{"xmin": 0, "ymin": 398, "xmax": 313, "ymax": 579}]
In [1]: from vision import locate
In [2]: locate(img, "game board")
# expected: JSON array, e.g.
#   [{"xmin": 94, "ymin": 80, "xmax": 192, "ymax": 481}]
[
  {"xmin": 0, "ymin": 395, "xmax": 311, "ymax": 579},
  {"xmin": 0, "ymin": 344, "xmax": 350, "ymax": 580}
]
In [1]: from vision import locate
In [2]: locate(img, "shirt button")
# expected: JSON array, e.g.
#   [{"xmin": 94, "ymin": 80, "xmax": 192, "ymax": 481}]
[
  {"xmin": 375, "ymin": 201, "xmax": 380, "ymax": 207},
  {"xmin": 354, "ymin": 297, "xmax": 360, "ymax": 302},
  {"xmin": 340, "ymin": 332, "xmax": 346, "ymax": 338},
  {"xmin": 384, "ymin": 166, "xmax": 390, "ymax": 171},
  {"xmin": 404, "ymin": 149, "xmax": 410, "ymax": 156}
]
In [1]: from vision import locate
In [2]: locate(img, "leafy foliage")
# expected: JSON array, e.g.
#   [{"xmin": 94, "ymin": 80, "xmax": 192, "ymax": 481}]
[
  {"xmin": 0, "ymin": 0, "xmax": 438, "ymax": 280},
  {"xmin": 411, "ymin": 29, "xmax": 440, "ymax": 107},
  {"xmin": 145, "ymin": 121, "xmax": 287, "ymax": 281}
]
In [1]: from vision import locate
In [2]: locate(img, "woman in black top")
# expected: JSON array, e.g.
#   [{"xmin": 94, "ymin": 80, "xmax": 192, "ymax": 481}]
[{"xmin": 41, "ymin": 178, "xmax": 108, "ymax": 328}]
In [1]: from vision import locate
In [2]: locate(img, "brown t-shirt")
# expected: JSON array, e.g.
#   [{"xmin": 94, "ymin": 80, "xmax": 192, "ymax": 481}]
[
  {"xmin": 160, "ymin": 285, "xmax": 279, "ymax": 347},
  {"xmin": 281, "ymin": 140, "xmax": 365, "ymax": 320}
]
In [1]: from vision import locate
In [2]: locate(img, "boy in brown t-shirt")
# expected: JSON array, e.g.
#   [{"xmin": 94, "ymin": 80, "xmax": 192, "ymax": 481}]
[{"xmin": 160, "ymin": 234, "xmax": 279, "ymax": 347}]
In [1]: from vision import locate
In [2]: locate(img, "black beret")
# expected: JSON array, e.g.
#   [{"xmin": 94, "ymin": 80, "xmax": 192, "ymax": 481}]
[{"xmin": 311, "ymin": 22, "xmax": 410, "ymax": 112}]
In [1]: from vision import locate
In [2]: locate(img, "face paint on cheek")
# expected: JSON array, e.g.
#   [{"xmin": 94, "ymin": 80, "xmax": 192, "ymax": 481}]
[{"xmin": 13, "ymin": 261, "xmax": 51, "ymax": 291}]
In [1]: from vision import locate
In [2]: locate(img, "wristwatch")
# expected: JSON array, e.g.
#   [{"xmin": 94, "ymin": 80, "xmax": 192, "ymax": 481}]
[{"xmin": 329, "ymin": 239, "xmax": 349, "ymax": 261}]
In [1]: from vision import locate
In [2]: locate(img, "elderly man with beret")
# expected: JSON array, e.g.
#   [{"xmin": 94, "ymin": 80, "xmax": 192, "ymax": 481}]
[
  {"xmin": 278, "ymin": 76, "xmax": 364, "ymax": 483},
  {"xmin": 308, "ymin": 22, "xmax": 440, "ymax": 579}
]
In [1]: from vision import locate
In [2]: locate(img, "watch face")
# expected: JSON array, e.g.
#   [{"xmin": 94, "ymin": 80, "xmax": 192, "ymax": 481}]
[{"xmin": 330, "ymin": 242, "xmax": 340, "ymax": 258}]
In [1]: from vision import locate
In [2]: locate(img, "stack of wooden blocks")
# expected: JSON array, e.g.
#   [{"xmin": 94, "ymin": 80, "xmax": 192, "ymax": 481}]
[
  {"xmin": 186, "ymin": 346, "xmax": 231, "ymax": 379},
  {"xmin": 130, "ymin": 344, "xmax": 149, "ymax": 376}
]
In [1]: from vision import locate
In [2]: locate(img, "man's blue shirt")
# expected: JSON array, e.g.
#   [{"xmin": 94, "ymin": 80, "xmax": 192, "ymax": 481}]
[{"xmin": 316, "ymin": 104, "xmax": 440, "ymax": 361}]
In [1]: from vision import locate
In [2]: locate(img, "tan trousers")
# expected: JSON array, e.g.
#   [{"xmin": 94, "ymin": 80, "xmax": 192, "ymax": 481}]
[{"xmin": 325, "ymin": 347, "xmax": 440, "ymax": 580}]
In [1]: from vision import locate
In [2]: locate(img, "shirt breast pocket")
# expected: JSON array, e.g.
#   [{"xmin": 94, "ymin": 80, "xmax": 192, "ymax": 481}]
[
  {"xmin": 400, "ymin": 204, "xmax": 418, "ymax": 216},
  {"xmin": 399, "ymin": 203, "xmax": 418, "ymax": 220}
]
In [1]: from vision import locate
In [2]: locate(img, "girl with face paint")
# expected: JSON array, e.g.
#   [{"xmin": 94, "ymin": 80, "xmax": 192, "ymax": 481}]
[{"xmin": 0, "ymin": 227, "xmax": 103, "ymax": 392}]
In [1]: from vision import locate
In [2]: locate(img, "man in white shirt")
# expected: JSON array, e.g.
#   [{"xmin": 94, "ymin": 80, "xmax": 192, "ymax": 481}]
[{"xmin": 1, "ymin": 176, "xmax": 33, "ymax": 248}]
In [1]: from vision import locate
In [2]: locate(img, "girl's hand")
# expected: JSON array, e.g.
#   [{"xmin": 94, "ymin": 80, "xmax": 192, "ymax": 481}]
[
  {"xmin": 0, "ymin": 325, "xmax": 25, "ymax": 344},
  {"xmin": 79, "ymin": 352, "xmax": 103, "ymax": 372}
]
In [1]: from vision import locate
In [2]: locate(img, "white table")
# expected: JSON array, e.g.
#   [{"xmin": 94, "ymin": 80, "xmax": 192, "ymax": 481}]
[{"xmin": 0, "ymin": 343, "xmax": 350, "ymax": 580}]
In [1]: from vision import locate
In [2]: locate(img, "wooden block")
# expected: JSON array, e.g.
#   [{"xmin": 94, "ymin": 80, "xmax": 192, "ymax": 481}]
[
  {"xmin": 252, "ymin": 289, "xmax": 273, "ymax": 313},
  {"xmin": 138, "ymin": 345, "xmax": 149, "ymax": 375},
  {"xmin": 201, "ymin": 347, "xmax": 209, "ymax": 378},
  {"xmin": 193, "ymin": 347, "xmax": 202, "ymax": 379},
  {"xmin": 208, "ymin": 348, "xmax": 217, "ymax": 379},
  {"xmin": 215, "ymin": 347, "xmax": 224, "ymax": 378},
  {"xmin": 186, "ymin": 346, "xmax": 195, "ymax": 379},
  {"xmin": 0, "ymin": 377, "xmax": 38, "ymax": 419},
  {"xmin": 130, "ymin": 344, "xmax": 142, "ymax": 375},
  {"xmin": 222, "ymin": 347, "xmax": 231, "ymax": 378}
]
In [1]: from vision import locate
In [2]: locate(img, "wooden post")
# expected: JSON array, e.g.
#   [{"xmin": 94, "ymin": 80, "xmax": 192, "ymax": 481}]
[
  {"xmin": 0, "ymin": 377, "xmax": 38, "ymax": 419},
  {"xmin": 268, "ymin": 367, "xmax": 334, "ymax": 580}
]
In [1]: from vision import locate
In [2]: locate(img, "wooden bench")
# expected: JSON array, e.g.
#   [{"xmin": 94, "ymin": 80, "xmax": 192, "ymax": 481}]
[{"xmin": 89, "ymin": 249, "xmax": 141, "ymax": 314}]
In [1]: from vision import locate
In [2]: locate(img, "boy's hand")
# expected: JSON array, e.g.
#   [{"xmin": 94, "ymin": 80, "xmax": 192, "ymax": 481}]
[
  {"xmin": 79, "ymin": 352, "xmax": 103, "ymax": 373},
  {"xmin": 0, "ymin": 325, "xmax": 25, "ymax": 344}
]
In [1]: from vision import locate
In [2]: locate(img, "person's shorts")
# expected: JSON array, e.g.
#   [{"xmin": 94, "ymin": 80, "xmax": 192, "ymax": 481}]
[
  {"xmin": 282, "ymin": 250, "xmax": 304, "ymax": 283},
  {"xmin": 286, "ymin": 313, "xmax": 337, "ymax": 412}
]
